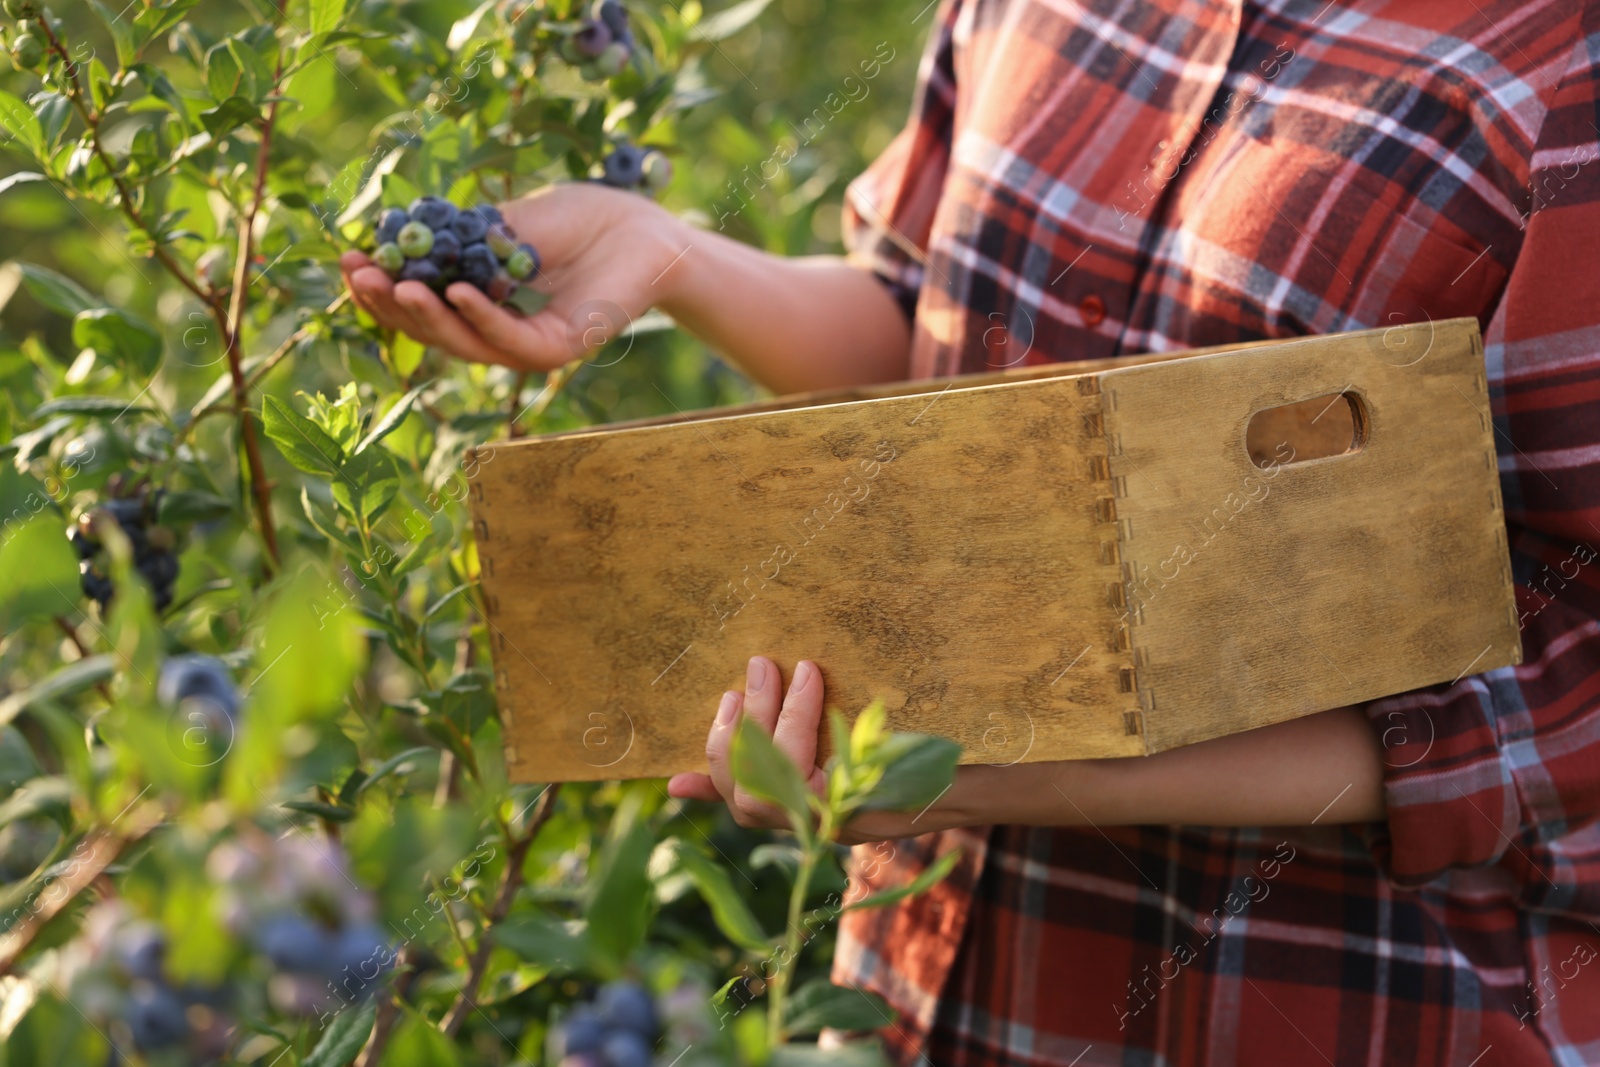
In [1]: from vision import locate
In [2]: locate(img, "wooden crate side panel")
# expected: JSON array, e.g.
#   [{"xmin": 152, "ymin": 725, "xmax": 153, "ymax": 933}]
[
  {"xmin": 1100, "ymin": 319, "xmax": 1521, "ymax": 752},
  {"xmin": 473, "ymin": 377, "xmax": 1142, "ymax": 781},
  {"xmin": 507, "ymin": 336, "xmax": 1294, "ymax": 444}
]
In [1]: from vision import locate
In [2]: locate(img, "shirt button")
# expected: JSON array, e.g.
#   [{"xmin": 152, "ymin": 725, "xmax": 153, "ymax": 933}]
[{"xmin": 1079, "ymin": 293, "xmax": 1106, "ymax": 327}]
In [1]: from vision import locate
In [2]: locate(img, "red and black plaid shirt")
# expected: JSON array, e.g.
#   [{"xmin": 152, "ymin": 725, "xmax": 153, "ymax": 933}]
[{"xmin": 832, "ymin": 0, "xmax": 1600, "ymax": 1063}]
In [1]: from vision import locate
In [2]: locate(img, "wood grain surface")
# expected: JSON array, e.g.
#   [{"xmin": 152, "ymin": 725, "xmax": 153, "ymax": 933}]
[
  {"xmin": 473, "ymin": 317, "xmax": 1519, "ymax": 781},
  {"xmin": 1099, "ymin": 317, "xmax": 1521, "ymax": 752}
]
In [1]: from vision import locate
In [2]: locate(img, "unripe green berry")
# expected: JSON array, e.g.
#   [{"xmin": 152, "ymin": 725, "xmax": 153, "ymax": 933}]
[
  {"xmin": 640, "ymin": 150, "xmax": 672, "ymax": 193},
  {"xmin": 373, "ymin": 242, "xmax": 405, "ymax": 276},
  {"xmin": 505, "ymin": 247, "xmax": 535, "ymax": 280},
  {"xmin": 484, "ymin": 223, "xmax": 517, "ymax": 260},
  {"xmin": 10, "ymin": 32, "xmax": 42, "ymax": 69},
  {"xmin": 3, "ymin": 0, "xmax": 36, "ymax": 18},
  {"xmin": 396, "ymin": 221, "xmax": 435, "ymax": 258},
  {"xmin": 593, "ymin": 40, "xmax": 629, "ymax": 78}
]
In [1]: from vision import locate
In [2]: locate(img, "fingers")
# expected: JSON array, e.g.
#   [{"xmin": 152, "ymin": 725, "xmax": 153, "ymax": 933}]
[
  {"xmin": 697, "ymin": 658, "xmax": 828, "ymax": 829},
  {"xmin": 772, "ymin": 660, "xmax": 825, "ymax": 775},
  {"xmin": 703, "ymin": 689, "xmax": 744, "ymax": 812},
  {"xmin": 445, "ymin": 283, "xmax": 577, "ymax": 371},
  {"xmin": 391, "ymin": 282, "xmax": 524, "ymax": 368},
  {"xmin": 666, "ymin": 772, "xmax": 722, "ymax": 802}
]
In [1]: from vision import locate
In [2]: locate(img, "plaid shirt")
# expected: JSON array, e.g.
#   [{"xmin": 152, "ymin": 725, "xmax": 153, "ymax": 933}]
[{"xmin": 832, "ymin": 0, "xmax": 1600, "ymax": 1064}]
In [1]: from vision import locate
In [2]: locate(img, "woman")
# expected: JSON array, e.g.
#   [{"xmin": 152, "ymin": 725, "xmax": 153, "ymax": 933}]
[{"xmin": 341, "ymin": 0, "xmax": 1600, "ymax": 1062}]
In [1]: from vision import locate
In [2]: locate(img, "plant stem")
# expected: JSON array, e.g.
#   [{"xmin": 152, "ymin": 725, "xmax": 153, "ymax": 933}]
[
  {"xmin": 768, "ymin": 811, "xmax": 830, "ymax": 1045},
  {"xmin": 439, "ymin": 783, "xmax": 561, "ymax": 1036},
  {"xmin": 354, "ymin": 946, "xmax": 415, "ymax": 1067},
  {"xmin": 221, "ymin": 24, "xmax": 291, "ymax": 576}
]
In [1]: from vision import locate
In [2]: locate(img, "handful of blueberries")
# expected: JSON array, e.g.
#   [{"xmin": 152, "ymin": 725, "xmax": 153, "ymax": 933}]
[{"xmin": 372, "ymin": 197, "xmax": 541, "ymax": 303}]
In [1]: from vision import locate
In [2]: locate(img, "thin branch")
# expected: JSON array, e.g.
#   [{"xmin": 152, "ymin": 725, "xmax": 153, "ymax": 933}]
[
  {"xmin": 438, "ymin": 784, "xmax": 562, "ymax": 1036},
  {"xmin": 54, "ymin": 616, "xmax": 113, "ymax": 701},
  {"xmin": 354, "ymin": 946, "xmax": 416, "ymax": 1067}
]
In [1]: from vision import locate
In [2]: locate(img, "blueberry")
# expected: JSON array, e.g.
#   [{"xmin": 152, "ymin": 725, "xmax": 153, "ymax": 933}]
[
  {"xmin": 593, "ymin": 40, "xmax": 630, "ymax": 78},
  {"xmin": 505, "ymin": 243, "xmax": 540, "ymax": 280},
  {"xmin": 599, "ymin": 1029, "xmax": 652, "ymax": 1067},
  {"xmin": 157, "ymin": 655, "xmax": 238, "ymax": 722},
  {"xmin": 104, "ymin": 499, "xmax": 145, "ymax": 526},
  {"xmin": 126, "ymin": 983, "xmax": 188, "ymax": 1051},
  {"xmin": 559, "ymin": 1056, "xmax": 604, "ymax": 1067},
  {"xmin": 471, "ymin": 203, "xmax": 505, "ymax": 227},
  {"xmin": 557, "ymin": 1006, "xmax": 607, "ymax": 1054},
  {"xmin": 597, "ymin": 0, "xmax": 629, "ymax": 36},
  {"xmin": 597, "ymin": 981, "xmax": 659, "ymax": 1039},
  {"xmin": 376, "ymin": 207, "xmax": 408, "ymax": 244},
  {"xmin": 459, "ymin": 243, "xmax": 498, "ymax": 288},
  {"xmin": 640, "ymin": 150, "xmax": 672, "ymax": 194},
  {"xmin": 451, "ymin": 210, "xmax": 489, "ymax": 244},
  {"xmin": 68, "ymin": 527, "xmax": 96, "ymax": 559},
  {"xmin": 408, "ymin": 196, "xmax": 458, "ymax": 230},
  {"xmin": 140, "ymin": 552, "xmax": 179, "ymax": 588},
  {"xmin": 428, "ymin": 228, "xmax": 462, "ymax": 268},
  {"xmin": 113, "ymin": 923, "xmax": 166, "ymax": 982},
  {"xmin": 81, "ymin": 569, "xmax": 113, "ymax": 606},
  {"xmin": 398, "ymin": 258, "xmax": 443, "ymax": 287},
  {"xmin": 327, "ymin": 922, "xmax": 393, "ymax": 999},
  {"xmin": 486, "ymin": 270, "xmax": 517, "ymax": 304},
  {"xmin": 255, "ymin": 913, "xmax": 329, "ymax": 974},
  {"xmin": 484, "ymin": 223, "xmax": 518, "ymax": 261},
  {"xmin": 396, "ymin": 221, "xmax": 435, "ymax": 258},
  {"xmin": 574, "ymin": 18, "xmax": 612, "ymax": 57},
  {"xmin": 373, "ymin": 242, "xmax": 405, "ymax": 275},
  {"xmin": 601, "ymin": 145, "xmax": 647, "ymax": 189}
]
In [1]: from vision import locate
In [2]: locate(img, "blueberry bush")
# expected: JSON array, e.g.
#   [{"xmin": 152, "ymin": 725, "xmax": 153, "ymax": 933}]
[{"xmin": 0, "ymin": 0, "xmax": 948, "ymax": 1064}]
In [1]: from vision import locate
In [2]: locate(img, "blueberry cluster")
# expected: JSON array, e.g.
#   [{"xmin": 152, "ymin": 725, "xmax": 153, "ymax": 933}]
[
  {"xmin": 65, "ymin": 905, "xmax": 231, "ymax": 1063},
  {"xmin": 210, "ymin": 834, "xmax": 395, "ymax": 1016},
  {"xmin": 70, "ymin": 490, "xmax": 179, "ymax": 611},
  {"xmin": 560, "ymin": 0, "xmax": 636, "ymax": 80},
  {"xmin": 5, "ymin": 0, "xmax": 45, "ymax": 69},
  {"xmin": 600, "ymin": 141, "xmax": 672, "ymax": 195},
  {"xmin": 372, "ymin": 197, "xmax": 540, "ymax": 304},
  {"xmin": 554, "ymin": 981, "xmax": 660, "ymax": 1067}
]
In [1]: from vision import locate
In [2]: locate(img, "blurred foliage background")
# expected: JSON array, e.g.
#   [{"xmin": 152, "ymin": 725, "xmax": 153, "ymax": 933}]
[{"xmin": 0, "ymin": 1, "xmax": 939, "ymax": 1064}]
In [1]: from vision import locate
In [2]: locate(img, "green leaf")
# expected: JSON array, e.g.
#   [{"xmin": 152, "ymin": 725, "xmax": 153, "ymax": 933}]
[
  {"xmin": 279, "ymin": 799, "xmax": 357, "ymax": 822},
  {"xmin": 88, "ymin": 0, "xmax": 138, "ymax": 66},
  {"xmin": 262, "ymin": 394, "xmax": 345, "ymax": 477},
  {"xmin": 0, "ymin": 173, "xmax": 46, "ymax": 197},
  {"xmin": 333, "ymin": 448, "xmax": 400, "ymax": 522},
  {"xmin": 5, "ymin": 417, "xmax": 74, "ymax": 463},
  {"xmin": 0, "ymin": 776, "xmax": 73, "ymax": 830},
  {"xmin": 842, "ymin": 849, "xmax": 960, "ymax": 913},
  {"xmin": 200, "ymin": 96, "xmax": 261, "ymax": 138},
  {"xmin": 731, "ymin": 717, "xmax": 814, "ymax": 833},
  {"xmin": 71, "ymin": 309, "xmax": 162, "ymax": 377},
  {"xmin": 31, "ymin": 396, "xmax": 151, "ymax": 419},
  {"xmin": 354, "ymin": 746, "xmax": 436, "ymax": 797},
  {"xmin": 0, "ymin": 515, "xmax": 80, "ymax": 633},
  {"xmin": 784, "ymin": 979, "xmax": 895, "ymax": 1036},
  {"xmin": 0, "ymin": 655, "xmax": 116, "ymax": 729},
  {"xmin": 770, "ymin": 1043, "xmax": 893, "ymax": 1067},
  {"xmin": 301, "ymin": 997, "xmax": 377, "ymax": 1067},
  {"xmin": 0, "ymin": 91, "xmax": 42, "ymax": 156},
  {"xmin": 584, "ymin": 791, "xmax": 655, "ymax": 970},
  {"xmin": 354, "ymin": 380, "xmax": 430, "ymax": 455},
  {"xmin": 854, "ymin": 733, "xmax": 961, "ymax": 813},
  {"xmin": 17, "ymin": 264, "xmax": 95, "ymax": 317},
  {"xmin": 492, "ymin": 914, "xmax": 594, "ymax": 972},
  {"xmin": 156, "ymin": 490, "xmax": 236, "ymax": 525},
  {"xmin": 310, "ymin": 0, "xmax": 349, "ymax": 36},
  {"xmin": 657, "ymin": 838, "xmax": 769, "ymax": 952},
  {"xmin": 383, "ymin": 1013, "xmax": 462, "ymax": 1067},
  {"xmin": 689, "ymin": 0, "xmax": 775, "ymax": 41}
]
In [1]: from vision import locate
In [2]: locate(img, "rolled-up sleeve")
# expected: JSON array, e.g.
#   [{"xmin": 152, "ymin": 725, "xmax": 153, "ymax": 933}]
[
  {"xmin": 1361, "ymin": 32, "xmax": 1600, "ymax": 904},
  {"xmin": 840, "ymin": 0, "xmax": 961, "ymax": 322}
]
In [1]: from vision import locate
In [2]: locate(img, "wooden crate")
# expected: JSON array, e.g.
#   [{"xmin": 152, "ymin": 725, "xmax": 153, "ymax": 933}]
[{"xmin": 469, "ymin": 318, "xmax": 1521, "ymax": 782}]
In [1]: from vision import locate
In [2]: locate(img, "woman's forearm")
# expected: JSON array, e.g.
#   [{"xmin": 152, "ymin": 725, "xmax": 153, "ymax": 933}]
[
  {"xmin": 947, "ymin": 706, "xmax": 1385, "ymax": 831},
  {"xmin": 841, "ymin": 705, "xmax": 1387, "ymax": 842},
  {"xmin": 656, "ymin": 217, "xmax": 913, "ymax": 395}
]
